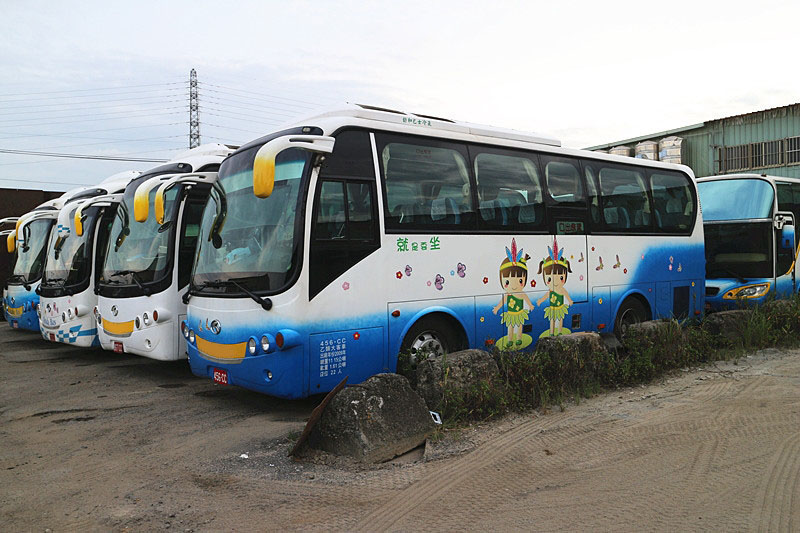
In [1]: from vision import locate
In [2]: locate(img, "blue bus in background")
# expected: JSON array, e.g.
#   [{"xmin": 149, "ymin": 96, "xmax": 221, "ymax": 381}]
[{"xmin": 698, "ymin": 174, "xmax": 798, "ymax": 311}]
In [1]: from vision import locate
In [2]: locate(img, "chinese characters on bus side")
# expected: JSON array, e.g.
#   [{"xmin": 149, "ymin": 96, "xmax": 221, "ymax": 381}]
[
  {"xmin": 319, "ymin": 338, "xmax": 347, "ymax": 378},
  {"xmin": 397, "ymin": 236, "xmax": 441, "ymax": 253}
]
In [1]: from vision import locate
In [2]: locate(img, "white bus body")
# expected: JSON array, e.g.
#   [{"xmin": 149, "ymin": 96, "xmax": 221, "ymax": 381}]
[
  {"xmin": 184, "ymin": 105, "xmax": 705, "ymax": 399},
  {"xmin": 95, "ymin": 144, "xmax": 235, "ymax": 361},
  {"xmin": 38, "ymin": 171, "xmax": 139, "ymax": 346}
]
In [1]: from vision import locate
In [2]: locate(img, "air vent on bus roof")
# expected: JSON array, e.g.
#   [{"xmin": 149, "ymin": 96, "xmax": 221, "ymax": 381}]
[{"xmin": 356, "ymin": 103, "xmax": 405, "ymax": 115}]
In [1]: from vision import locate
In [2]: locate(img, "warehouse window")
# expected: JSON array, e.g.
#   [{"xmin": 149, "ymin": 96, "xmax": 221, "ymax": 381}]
[{"xmin": 788, "ymin": 137, "xmax": 800, "ymax": 165}]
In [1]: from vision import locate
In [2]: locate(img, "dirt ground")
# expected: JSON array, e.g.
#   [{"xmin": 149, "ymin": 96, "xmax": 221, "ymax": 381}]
[{"xmin": 1, "ymin": 321, "xmax": 798, "ymax": 532}]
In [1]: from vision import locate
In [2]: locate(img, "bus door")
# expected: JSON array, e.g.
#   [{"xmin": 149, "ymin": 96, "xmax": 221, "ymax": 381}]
[
  {"xmin": 540, "ymin": 156, "xmax": 589, "ymax": 330},
  {"xmin": 775, "ymin": 181, "xmax": 800, "ymax": 297}
]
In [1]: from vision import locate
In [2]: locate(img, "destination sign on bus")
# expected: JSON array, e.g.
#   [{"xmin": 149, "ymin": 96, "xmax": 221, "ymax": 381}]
[{"xmin": 556, "ymin": 221, "xmax": 584, "ymax": 235}]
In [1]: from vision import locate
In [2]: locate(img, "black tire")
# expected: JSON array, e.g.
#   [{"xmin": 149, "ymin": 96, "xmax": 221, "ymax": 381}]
[
  {"xmin": 400, "ymin": 316, "xmax": 462, "ymax": 362},
  {"xmin": 614, "ymin": 297, "xmax": 649, "ymax": 338}
]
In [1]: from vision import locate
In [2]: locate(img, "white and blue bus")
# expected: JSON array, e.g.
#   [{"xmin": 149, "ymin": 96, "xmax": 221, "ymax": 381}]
[
  {"xmin": 94, "ymin": 144, "xmax": 235, "ymax": 360},
  {"xmin": 37, "ymin": 171, "xmax": 139, "ymax": 346},
  {"xmin": 3, "ymin": 195, "xmax": 73, "ymax": 331},
  {"xmin": 183, "ymin": 105, "xmax": 704, "ymax": 398},
  {"xmin": 698, "ymin": 173, "xmax": 799, "ymax": 311}
]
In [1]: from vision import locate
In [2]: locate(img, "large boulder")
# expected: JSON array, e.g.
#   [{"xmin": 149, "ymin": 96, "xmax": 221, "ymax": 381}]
[
  {"xmin": 703, "ymin": 309, "xmax": 752, "ymax": 341},
  {"xmin": 416, "ymin": 349, "xmax": 500, "ymax": 411},
  {"xmin": 304, "ymin": 373, "xmax": 434, "ymax": 463},
  {"xmin": 535, "ymin": 331, "xmax": 608, "ymax": 358}
]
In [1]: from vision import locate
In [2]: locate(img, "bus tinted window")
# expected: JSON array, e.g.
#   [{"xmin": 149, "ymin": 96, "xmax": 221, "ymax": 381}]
[
  {"xmin": 544, "ymin": 158, "xmax": 585, "ymax": 207},
  {"xmin": 473, "ymin": 151, "xmax": 545, "ymax": 231},
  {"xmin": 595, "ymin": 165, "xmax": 651, "ymax": 232},
  {"xmin": 380, "ymin": 139, "xmax": 473, "ymax": 230},
  {"xmin": 320, "ymin": 130, "xmax": 374, "ymax": 179},
  {"xmin": 650, "ymin": 171, "xmax": 695, "ymax": 233}
]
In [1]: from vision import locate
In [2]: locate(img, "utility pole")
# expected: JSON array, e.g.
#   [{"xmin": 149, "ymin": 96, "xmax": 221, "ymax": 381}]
[{"xmin": 189, "ymin": 69, "xmax": 200, "ymax": 148}]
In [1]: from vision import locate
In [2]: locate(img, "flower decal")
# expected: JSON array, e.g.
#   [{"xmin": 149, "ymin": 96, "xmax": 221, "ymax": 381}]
[
  {"xmin": 482, "ymin": 277, "xmax": 489, "ymax": 284},
  {"xmin": 530, "ymin": 280, "xmax": 536, "ymax": 287},
  {"xmin": 342, "ymin": 282, "xmax": 350, "ymax": 290},
  {"xmin": 396, "ymin": 271, "xmax": 403, "ymax": 279}
]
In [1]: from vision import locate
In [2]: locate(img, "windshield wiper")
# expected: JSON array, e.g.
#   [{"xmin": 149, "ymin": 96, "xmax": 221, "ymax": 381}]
[
  {"xmin": 226, "ymin": 278, "xmax": 272, "ymax": 311},
  {"xmin": 44, "ymin": 276, "xmax": 67, "ymax": 288},
  {"xmin": 185, "ymin": 277, "xmax": 271, "ymax": 310},
  {"xmin": 8, "ymin": 274, "xmax": 31, "ymax": 291},
  {"xmin": 109, "ymin": 269, "xmax": 151, "ymax": 296}
]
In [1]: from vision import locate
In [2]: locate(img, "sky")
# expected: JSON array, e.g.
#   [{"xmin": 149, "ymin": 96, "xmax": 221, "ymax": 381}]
[{"xmin": 1, "ymin": 0, "xmax": 798, "ymax": 191}]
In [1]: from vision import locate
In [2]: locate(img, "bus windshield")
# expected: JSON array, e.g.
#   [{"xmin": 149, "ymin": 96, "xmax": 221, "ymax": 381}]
[
  {"xmin": 698, "ymin": 178, "xmax": 774, "ymax": 221},
  {"xmin": 43, "ymin": 205, "xmax": 98, "ymax": 288},
  {"xmin": 12, "ymin": 218, "xmax": 54, "ymax": 282},
  {"xmin": 192, "ymin": 146, "xmax": 310, "ymax": 293},
  {"xmin": 100, "ymin": 185, "xmax": 179, "ymax": 285},
  {"xmin": 705, "ymin": 221, "xmax": 773, "ymax": 279}
]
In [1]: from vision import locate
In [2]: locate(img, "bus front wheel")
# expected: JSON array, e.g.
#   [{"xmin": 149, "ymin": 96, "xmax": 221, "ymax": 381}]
[
  {"xmin": 400, "ymin": 316, "xmax": 462, "ymax": 362},
  {"xmin": 614, "ymin": 297, "xmax": 649, "ymax": 338}
]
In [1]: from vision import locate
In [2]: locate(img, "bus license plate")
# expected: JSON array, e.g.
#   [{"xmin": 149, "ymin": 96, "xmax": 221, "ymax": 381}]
[
  {"xmin": 49, "ymin": 333, "xmax": 56, "ymax": 342},
  {"xmin": 113, "ymin": 342, "xmax": 123, "ymax": 353},
  {"xmin": 11, "ymin": 320, "xmax": 18, "ymax": 329},
  {"xmin": 213, "ymin": 368, "xmax": 228, "ymax": 385}
]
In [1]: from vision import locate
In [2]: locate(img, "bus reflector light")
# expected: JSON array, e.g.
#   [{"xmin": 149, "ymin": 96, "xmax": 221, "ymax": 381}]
[
  {"xmin": 598, "ymin": 323, "xmax": 605, "ymax": 329},
  {"xmin": 152, "ymin": 310, "xmax": 159, "ymax": 322},
  {"xmin": 275, "ymin": 329, "xmax": 301, "ymax": 350},
  {"xmin": 694, "ymin": 310, "xmax": 701, "ymax": 315},
  {"xmin": 391, "ymin": 310, "xmax": 400, "ymax": 317}
]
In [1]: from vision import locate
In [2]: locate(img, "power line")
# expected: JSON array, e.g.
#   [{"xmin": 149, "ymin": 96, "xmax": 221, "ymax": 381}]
[
  {"xmin": 0, "ymin": 148, "xmax": 169, "ymax": 162},
  {"xmin": 198, "ymin": 82, "xmax": 324, "ymax": 108},
  {"xmin": 203, "ymin": 122, "xmax": 267, "ymax": 136},
  {"xmin": 200, "ymin": 88, "xmax": 317, "ymax": 113},
  {"xmin": 0, "ymin": 94, "xmax": 186, "ymax": 115},
  {"xmin": 0, "ymin": 122, "xmax": 185, "ymax": 139},
  {"xmin": 0, "ymin": 111, "xmax": 185, "ymax": 128},
  {"xmin": 0, "ymin": 81, "xmax": 185, "ymax": 100},
  {"xmin": 201, "ymin": 104, "xmax": 290, "ymax": 123},
  {"xmin": 0, "ymin": 106, "xmax": 186, "ymax": 125},
  {"xmin": 201, "ymin": 94, "xmax": 305, "ymax": 118}
]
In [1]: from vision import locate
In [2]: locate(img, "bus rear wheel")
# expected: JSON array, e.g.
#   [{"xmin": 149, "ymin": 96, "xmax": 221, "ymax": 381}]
[
  {"xmin": 614, "ymin": 297, "xmax": 649, "ymax": 339},
  {"xmin": 400, "ymin": 316, "xmax": 462, "ymax": 363}
]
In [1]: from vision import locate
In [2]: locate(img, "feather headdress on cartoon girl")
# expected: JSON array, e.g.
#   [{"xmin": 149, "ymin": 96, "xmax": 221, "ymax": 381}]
[
  {"xmin": 501, "ymin": 238, "xmax": 527, "ymax": 271},
  {"xmin": 542, "ymin": 236, "xmax": 569, "ymax": 268}
]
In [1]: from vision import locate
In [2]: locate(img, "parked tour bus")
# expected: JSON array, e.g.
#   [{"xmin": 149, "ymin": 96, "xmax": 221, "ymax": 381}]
[
  {"xmin": 94, "ymin": 144, "xmax": 235, "ymax": 360},
  {"xmin": 2, "ymin": 196, "xmax": 70, "ymax": 330},
  {"xmin": 38, "ymin": 171, "xmax": 140, "ymax": 346},
  {"xmin": 182, "ymin": 105, "xmax": 704, "ymax": 399},
  {"xmin": 698, "ymin": 173, "xmax": 799, "ymax": 311}
]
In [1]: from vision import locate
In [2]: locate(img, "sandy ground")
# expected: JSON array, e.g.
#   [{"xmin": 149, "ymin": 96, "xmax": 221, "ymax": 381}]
[{"xmin": 1, "ymin": 321, "xmax": 798, "ymax": 531}]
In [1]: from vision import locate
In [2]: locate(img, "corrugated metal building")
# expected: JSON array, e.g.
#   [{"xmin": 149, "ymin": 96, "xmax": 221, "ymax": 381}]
[{"xmin": 586, "ymin": 103, "xmax": 800, "ymax": 178}]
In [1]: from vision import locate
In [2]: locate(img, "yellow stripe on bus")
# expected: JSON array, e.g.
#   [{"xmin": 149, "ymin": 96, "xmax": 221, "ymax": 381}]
[
  {"xmin": 7, "ymin": 306, "xmax": 24, "ymax": 318},
  {"xmin": 102, "ymin": 318, "xmax": 134, "ymax": 336},
  {"xmin": 195, "ymin": 336, "xmax": 246, "ymax": 360}
]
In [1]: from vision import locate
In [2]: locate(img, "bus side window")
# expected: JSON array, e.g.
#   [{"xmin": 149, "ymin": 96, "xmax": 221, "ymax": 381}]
[
  {"xmin": 472, "ymin": 150, "xmax": 545, "ymax": 231},
  {"xmin": 378, "ymin": 136, "xmax": 474, "ymax": 231},
  {"xmin": 543, "ymin": 158, "xmax": 585, "ymax": 208},
  {"xmin": 649, "ymin": 171, "xmax": 694, "ymax": 234},
  {"xmin": 597, "ymin": 165, "xmax": 652, "ymax": 232},
  {"xmin": 178, "ymin": 201, "xmax": 205, "ymax": 289}
]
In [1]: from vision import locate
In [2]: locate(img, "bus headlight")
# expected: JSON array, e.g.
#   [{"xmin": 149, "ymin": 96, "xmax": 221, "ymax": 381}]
[
  {"xmin": 247, "ymin": 338, "xmax": 257, "ymax": 356},
  {"xmin": 143, "ymin": 312, "xmax": 150, "ymax": 326},
  {"xmin": 61, "ymin": 312, "xmax": 67, "ymax": 323},
  {"xmin": 723, "ymin": 283, "xmax": 770, "ymax": 299},
  {"xmin": 188, "ymin": 330, "xmax": 195, "ymax": 344},
  {"xmin": 260, "ymin": 335, "xmax": 271, "ymax": 353},
  {"xmin": 135, "ymin": 317, "xmax": 141, "ymax": 329}
]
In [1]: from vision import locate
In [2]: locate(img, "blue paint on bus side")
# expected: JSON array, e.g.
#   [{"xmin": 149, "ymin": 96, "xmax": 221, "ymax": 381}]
[
  {"xmin": 186, "ymin": 241, "xmax": 705, "ymax": 399},
  {"xmin": 3, "ymin": 286, "xmax": 41, "ymax": 332}
]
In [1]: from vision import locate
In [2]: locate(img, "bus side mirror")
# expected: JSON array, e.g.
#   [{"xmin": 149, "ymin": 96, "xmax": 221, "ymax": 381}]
[
  {"xmin": 781, "ymin": 224, "xmax": 795, "ymax": 250},
  {"xmin": 133, "ymin": 177, "xmax": 165, "ymax": 223},
  {"xmin": 5, "ymin": 231, "xmax": 15, "ymax": 253},
  {"xmin": 253, "ymin": 135, "xmax": 335, "ymax": 198},
  {"xmin": 74, "ymin": 207, "xmax": 86, "ymax": 237}
]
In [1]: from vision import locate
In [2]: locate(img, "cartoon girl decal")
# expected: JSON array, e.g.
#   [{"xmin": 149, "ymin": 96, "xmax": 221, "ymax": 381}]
[
  {"xmin": 536, "ymin": 237, "xmax": 573, "ymax": 337},
  {"xmin": 493, "ymin": 238, "xmax": 534, "ymax": 349}
]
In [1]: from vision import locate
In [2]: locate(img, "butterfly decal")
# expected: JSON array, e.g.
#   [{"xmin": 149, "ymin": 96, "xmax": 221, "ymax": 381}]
[
  {"xmin": 456, "ymin": 263, "xmax": 466, "ymax": 278},
  {"xmin": 613, "ymin": 254, "xmax": 621, "ymax": 269},
  {"xmin": 404, "ymin": 265, "xmax": 412, "ymax": 277},
  {"xmin": 434, "ymin": 274, "xmax": 445, "ymax": 290},
  {"xmin": 596, "ymin": 256, "xmax": 604, "ymax": 271}
]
